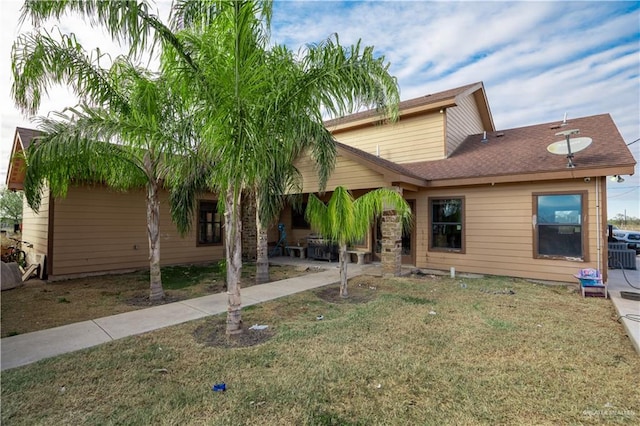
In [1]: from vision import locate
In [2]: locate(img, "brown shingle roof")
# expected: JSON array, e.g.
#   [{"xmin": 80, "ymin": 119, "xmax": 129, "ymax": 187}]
[
  {"xmin": 324, "ymin": 82, "xmax": 483, "ymax": 128},
  {"xmin": 15, "ymin": 127, "xmax": 41, "ymax": 150},
  {"xmin": 403, "ymin": 114, "xmax": 635, "ymax": 181}
]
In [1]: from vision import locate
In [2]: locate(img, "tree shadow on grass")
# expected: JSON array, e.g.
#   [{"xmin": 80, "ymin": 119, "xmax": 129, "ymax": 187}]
[
  {"xmin": 314, "ymin": 281, "xmax": 378, "ymax": 304},
  {"xmin": 193, "ymin": 318, "xmax": 276, "ymax": 348}
]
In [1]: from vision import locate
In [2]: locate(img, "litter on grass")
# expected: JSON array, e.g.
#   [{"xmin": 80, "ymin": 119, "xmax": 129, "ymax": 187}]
[
  {"xmin": 212, "ymin": 383, "xmax": 226, "ymax": 392},
  {"xmin": 249, "ymin": 324, "xmax": 269, "ymax": 331}
]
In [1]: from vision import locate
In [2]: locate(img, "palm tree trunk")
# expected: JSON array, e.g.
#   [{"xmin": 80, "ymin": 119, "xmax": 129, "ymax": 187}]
[
  {"xmin": 147, "ymin": 181, "xmax": 164, "ymax": 302},
  {"xmin": 225, "ymin": 186, "xmax": 243, "ymax": 334},
  {"xmin": 255, "ymin": 192, "xmax": 270, "ymax": 284},
  {"xmin": 339, "ymin": 243, "xmax": 349, "ymax": 298}
]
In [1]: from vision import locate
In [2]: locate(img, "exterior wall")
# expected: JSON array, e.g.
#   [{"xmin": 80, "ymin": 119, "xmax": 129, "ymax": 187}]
[
  {"xmin": 415, "ymin": 179, "xmax": 601, "ymax": 283},
  {"xmin": 296, "ymin": 153, "xmax": 387, "ymax": 194},
  {"xmin": 446, "ymin": 94, "xmax": 484, "ymax": 156},
  {"xmin": 49, "ymin": 184, "xmax": 223, "ymax": 278},
  {"xmin": 21, "ymin": 186, "xmax": 50, "ymax": 270},
  {"xmin": 332, "ymin": 113, "xmax": 446, "ymax": 163}
]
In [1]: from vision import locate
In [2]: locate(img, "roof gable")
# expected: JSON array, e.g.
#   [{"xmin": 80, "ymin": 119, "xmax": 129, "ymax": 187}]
[
  {"xmin": 325, "ymin": 82, "xmax": 494, "ymax": 133},
  {"xmin": 5, "ymin": 127, "xmax": 41, "ymax": 190}
]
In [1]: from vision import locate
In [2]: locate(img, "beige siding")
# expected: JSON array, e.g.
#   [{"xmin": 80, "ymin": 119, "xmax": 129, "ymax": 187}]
[
  {"xmin": 333, "ymin": 113, "xmax": 446, "ymax": 163},
  {"xmin": 21, "ymin": 186, "xmax": 50, "ymax": 258},
  {"xmin": 49, "ymin": 185, "xmax": 223, "ymax": 278},
  {"xmin": 446, "ymin": 94, "xmax": 484, "ymax": 156},
  {"xmin": 415, "ymin": 180, "xmax": 601, "ymax": 283},
  {"xmin": 296, "ymin": 153, "xmax": 387, "ymax": 193}
]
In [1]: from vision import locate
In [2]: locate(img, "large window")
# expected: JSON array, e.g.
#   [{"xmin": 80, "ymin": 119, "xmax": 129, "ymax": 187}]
[
  {"xmin": 430, "ymin": 197, "xmax": 464, "ymax": 252},
  {"xmin": 534, "ymin": 192, "xmax": 585, "ymax": 258},
  {"xmin": 198, "ymin": 201, "xmax": 222, "ymax": 245}
]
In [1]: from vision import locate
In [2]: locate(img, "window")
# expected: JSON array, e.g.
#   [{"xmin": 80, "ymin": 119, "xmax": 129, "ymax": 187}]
[
  {"xmin": 291, "ymin": 203, "xmax": 310, "ymax": 229},
  {"xmin": 198, "ymin": 201, "xmax": 222, "ymax": 245},
  {"xmin": 534, "ymin": 192, "xmax": 585, "ymax": 258},
  {"xmin": 430, "ymin": 197, "xmax": 464, "ymax": 252}
]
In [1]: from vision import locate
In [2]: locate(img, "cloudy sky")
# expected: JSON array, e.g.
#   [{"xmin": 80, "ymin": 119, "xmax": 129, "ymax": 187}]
[{"xmin": 1, "ymin": 0, "xmax": 639, "ymax": 218}]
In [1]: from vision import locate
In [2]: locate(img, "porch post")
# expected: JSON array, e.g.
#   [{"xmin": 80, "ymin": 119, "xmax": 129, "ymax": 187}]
[{"xmin": 381, "ymin": 186, "xmax": 403, "ymax": 277}]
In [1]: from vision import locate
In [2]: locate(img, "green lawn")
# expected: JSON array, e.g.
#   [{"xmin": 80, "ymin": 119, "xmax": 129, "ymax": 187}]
[{"xmin": 2, "ymin": 274, "xmax": 638, "ymax": 425}]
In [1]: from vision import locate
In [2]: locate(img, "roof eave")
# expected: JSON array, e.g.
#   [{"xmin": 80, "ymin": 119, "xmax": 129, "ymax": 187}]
[{"xmin": 424, "ymin": 164, "xmax": 636, "ymax": 187}]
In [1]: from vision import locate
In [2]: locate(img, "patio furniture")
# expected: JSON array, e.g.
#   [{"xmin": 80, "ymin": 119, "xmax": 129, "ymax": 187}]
[{"xmin": 574, "ymin": 268, "xmax": 607, "ymax": 298}]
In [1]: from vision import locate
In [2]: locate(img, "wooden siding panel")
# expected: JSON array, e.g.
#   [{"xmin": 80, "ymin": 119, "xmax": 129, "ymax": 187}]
[
  {"xmin": 414, "ymin": 180, "xmax": 601, "ymax": 283},
  {"xmin": 333, "ymin": 114, "xmax": 446, "ymax": 163},
  {"xmin": 50, "ymin": 185, "xmax": 223, "ymax": 278},
  {"xmin": 21, "ymin": 186, "xmax": 50, "ymax": 256},
  {"xmin": 296, "ymin": 154, "xmax": 387, "ymax": 193},
  {"xmin": 446, "ymin": 94, "xmax": 484, "ymax": 156}
]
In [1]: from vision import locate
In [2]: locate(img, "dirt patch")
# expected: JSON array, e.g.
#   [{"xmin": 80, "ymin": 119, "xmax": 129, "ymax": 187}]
[
  {"xmin": 314, "ymin": 278, "xmax": 379, "ymax": 304},
  {"xmin": 193, "ymin": 318, "xmax": 275, "ymax": 348}
]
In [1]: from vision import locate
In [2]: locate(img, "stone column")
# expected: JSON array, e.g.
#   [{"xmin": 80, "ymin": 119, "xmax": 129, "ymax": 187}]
[{"xmin": 381, "ymin": 186, "xmax": 403, "ymax": 277}]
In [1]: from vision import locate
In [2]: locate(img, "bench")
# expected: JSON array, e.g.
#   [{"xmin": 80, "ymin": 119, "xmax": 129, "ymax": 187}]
[
  {"xmin": 346, "ymin": 250, "xmax": 371, "ymax": 265},
  {"xmin": 285, "ymin": 246, "xmax": 306, "ymax": 259}
]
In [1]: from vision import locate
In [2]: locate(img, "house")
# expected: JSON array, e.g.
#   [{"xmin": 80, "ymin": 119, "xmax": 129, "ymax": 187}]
[
  {"xmin": 270, "ymin": 82, "xmax": 636, "ymax": 283},
  {"xmin": 5, "ymin": 127, "xmax": 224, "ymax": 279},
  {"xmin": 5, "ymin": 82, "xmax": 636, "ymax": 283}
]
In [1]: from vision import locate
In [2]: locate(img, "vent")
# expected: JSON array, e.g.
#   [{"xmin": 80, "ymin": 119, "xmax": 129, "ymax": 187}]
[{"xmin": 495, "ymin": 132, "xmax": 505, "ymax": 137}]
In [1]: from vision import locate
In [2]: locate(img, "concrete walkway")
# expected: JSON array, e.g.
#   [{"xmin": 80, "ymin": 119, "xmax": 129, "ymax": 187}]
[
  {"xmin": 2, "ymin": 258, "xmax": 638, "ymax": 371},
  {"xmin": 1, "ymin": 260, "xmax": 371, "ymax": 371},
  {"xmin": 606, "ymin": 258, "xmax": 640, "ymax": 355}
]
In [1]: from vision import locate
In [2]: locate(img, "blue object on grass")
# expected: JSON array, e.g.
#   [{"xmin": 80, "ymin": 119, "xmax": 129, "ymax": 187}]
[{"xmin": 212, "ymin": 383, "xmax": 226, "ymax": 392}]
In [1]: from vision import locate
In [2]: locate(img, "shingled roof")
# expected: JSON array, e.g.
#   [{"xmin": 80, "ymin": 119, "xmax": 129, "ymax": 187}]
[
  {"xmin": 325, "ymin": 82, "xmax": 493, "ymax": 132},
  {"xmin": 5, "ymin": 127, "xmax": 42, "ymax": 190},
  {"xmin": 403, "ymin": 113, "xmax": 635, "ymax": 184}
]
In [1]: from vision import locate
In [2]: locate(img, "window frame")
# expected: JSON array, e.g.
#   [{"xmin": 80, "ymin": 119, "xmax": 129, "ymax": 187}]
[
  {"xmin": 197, "ymin": 200, "xmax": 223, "ymax": 247},
  {"xmin": 532, "ymin": 191, "xmax": 588, "ymax": 261},
  {"xmin": 428, "ymin": 196, "xmax": 465, "ymax": 254}
]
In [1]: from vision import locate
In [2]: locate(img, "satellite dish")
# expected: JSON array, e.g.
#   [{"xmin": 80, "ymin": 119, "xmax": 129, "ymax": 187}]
[
  {"xmin": 546, "ymin": 129, "xmax": 592, "ymax": 168},
  {"xmin": 546, "ymin": 137, "xmax": 592, "ymax": 155}
]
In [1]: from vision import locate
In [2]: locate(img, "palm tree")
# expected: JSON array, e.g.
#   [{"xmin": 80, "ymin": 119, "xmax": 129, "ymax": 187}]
[
  {"xmin": 306, "ymin": 186, "xmax": 412, "ymax": 298},
  {"xmin": 164, "ymin": 4, "xmax": 400, "ymax": 333},
  {"xmin": 18, "ymin": 0, "xmax": 400, "ymax": 334},
  {"xmin": 12, "ymin": 29, "xmax": 194, "ymax": 301}
]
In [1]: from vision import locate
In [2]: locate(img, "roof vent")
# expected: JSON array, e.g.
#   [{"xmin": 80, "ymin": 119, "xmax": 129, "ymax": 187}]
[
  {"xmin": 481, "ymin": 131, "xmax": 488, "ymax": 143},
  {"xmin": 495, "ymin": 132, "xmax": 505, "ymax": 137}
]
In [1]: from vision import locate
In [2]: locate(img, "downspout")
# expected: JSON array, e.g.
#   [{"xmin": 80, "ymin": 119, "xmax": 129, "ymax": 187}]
[{"xmin": 595, "ymin": 176, "xmax": 601, "ymax": 273}]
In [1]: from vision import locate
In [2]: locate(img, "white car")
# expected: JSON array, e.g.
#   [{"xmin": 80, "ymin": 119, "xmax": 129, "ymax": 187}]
[{"xmin": 613, "ymin": 230, "xmax": 640, "ymax": 255}]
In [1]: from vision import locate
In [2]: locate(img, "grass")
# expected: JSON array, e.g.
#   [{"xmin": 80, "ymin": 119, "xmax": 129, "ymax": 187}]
[
  {"xmin": 2, "ymin": 274, "xmax": 639, "ymax": 425},
  {"xmin": 0, "ymin": 262, "xmax": 309, "ymax": 337}
]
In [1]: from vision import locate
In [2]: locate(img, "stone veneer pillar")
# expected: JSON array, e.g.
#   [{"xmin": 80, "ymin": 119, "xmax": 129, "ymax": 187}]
[
  {"xmin": 241, "ymin": 193, "xmax": 257, "ymax": 261},
  {"xmin": 381, "ymin": 186, "xmax": 403, "ymax": 277}
]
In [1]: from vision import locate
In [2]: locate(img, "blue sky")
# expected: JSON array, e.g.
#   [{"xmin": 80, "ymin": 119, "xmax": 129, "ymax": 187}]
[{"xmin": 1, "ymin": 0, "xmax": 639, "ymax": 218}]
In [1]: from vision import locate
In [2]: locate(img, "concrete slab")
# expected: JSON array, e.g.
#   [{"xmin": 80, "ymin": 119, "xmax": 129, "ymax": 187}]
[
  {"xmin": 1, "ymin": 321, "xmax": 111, "ymax": 370},
  {"xmin": 606, "ymin": 258, "xmax": 640, "ymax": 355},
  {"xmin": 93, "ymin": 302, "xmax": 210, "ymax": 340},
  {"xmin": 178, "ymin": 293, "xmax": 229, "ymax": 315}
]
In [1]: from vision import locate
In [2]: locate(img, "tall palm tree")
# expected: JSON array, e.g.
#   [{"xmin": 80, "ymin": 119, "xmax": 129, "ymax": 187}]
[
  {"xmin": 306, "ymin": 186, "xmax": 412, "ymax": 298},
  {"xmin": 18, "ymin": 0, "xmax": 400, "ymax": 334},
  {"xmin": 12, "ymin": 29, "xmax": 194, "ymax": 301}
]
